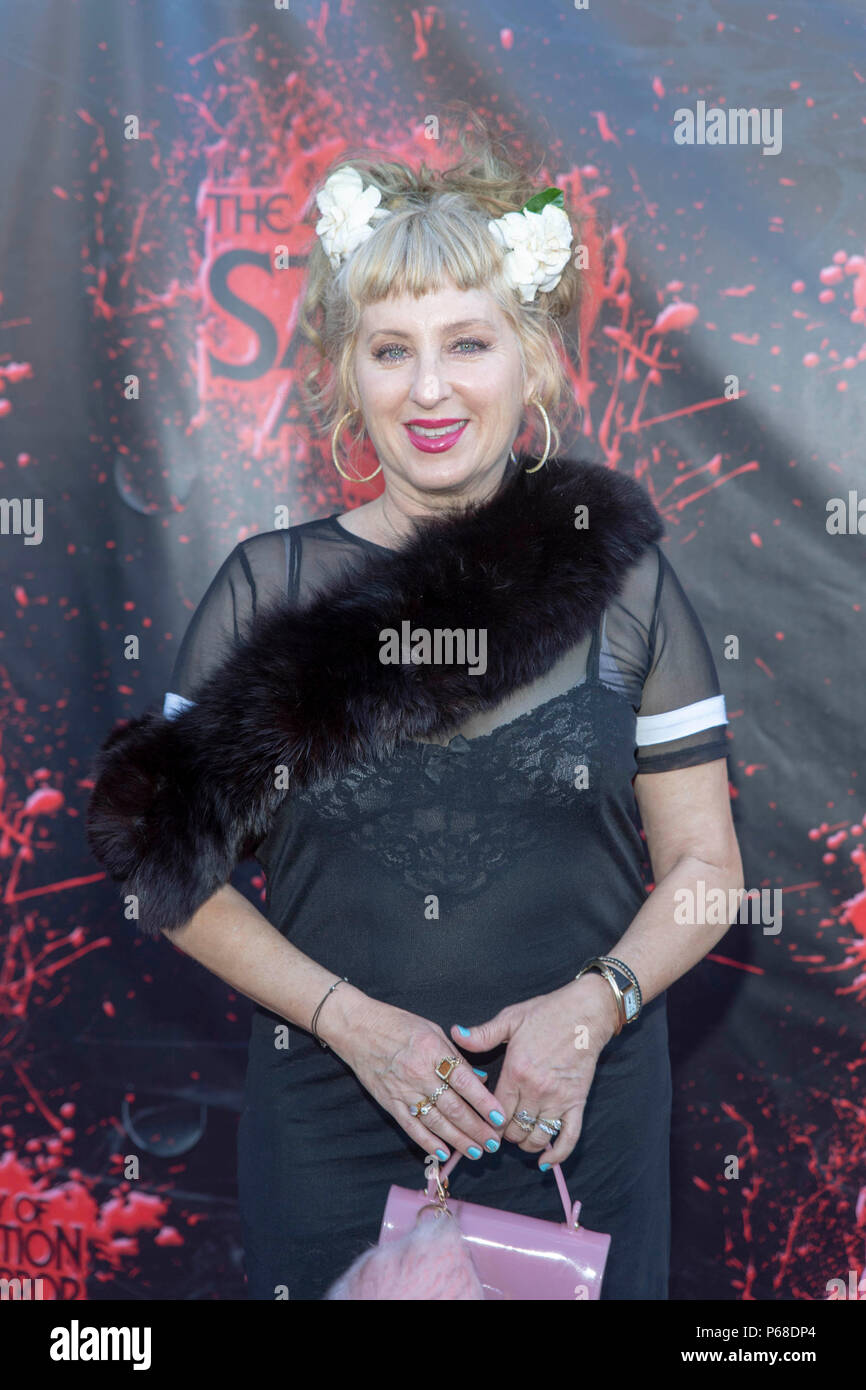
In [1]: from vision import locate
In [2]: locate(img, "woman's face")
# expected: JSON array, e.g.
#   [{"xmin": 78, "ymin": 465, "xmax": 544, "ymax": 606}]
[{"xmin": 353, "ymin": 278, "xmax": 535, "ymax": 505}]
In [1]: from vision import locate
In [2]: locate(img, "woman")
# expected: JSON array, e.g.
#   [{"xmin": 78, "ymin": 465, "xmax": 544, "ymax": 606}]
[{"xmin": 87, "ymin": 128, "xmax": 743, "ymax": 1300}]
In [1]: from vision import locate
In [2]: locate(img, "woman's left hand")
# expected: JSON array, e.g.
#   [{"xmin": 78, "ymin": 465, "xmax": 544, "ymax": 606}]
[{"xmin": 449, "ymin": 973, "xmax": 621, "ymax": 1167}]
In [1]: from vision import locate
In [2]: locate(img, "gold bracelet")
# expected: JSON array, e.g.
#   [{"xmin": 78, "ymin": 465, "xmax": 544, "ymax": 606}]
[
  {"xmin": 595, "ymin": 955, "xmax": 642, "ymax": 1021},
  {"xmin": 574, "ymin": 960, "xmax": 625, "ymax": 1036}
]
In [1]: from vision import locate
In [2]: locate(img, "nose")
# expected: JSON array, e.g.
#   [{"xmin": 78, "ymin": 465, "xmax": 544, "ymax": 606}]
[{"xmin": 408, "ymin": 348, "xmax": 452, "ymax": 409}]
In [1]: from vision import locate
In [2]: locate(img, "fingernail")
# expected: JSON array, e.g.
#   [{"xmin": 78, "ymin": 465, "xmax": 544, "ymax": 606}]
[
  {"xmin": 467, "ymin": 1146, "xmax": 482, "ymax": 1160},
  {"xmin": 472, "ymin": 1068, "xmax": 487, "ymax": 1078},
  {"xmin": 485, "ymin": 1138, "xmax": 500, "ymax": 1153},
  {"xmin": 455, "ymin": 1026, "xmax": 471, "ymax": 1038},
  {"xmin": 489, "ymin": 1109, "xmax": 505, "ymax": 1126},
  {"xmin": 539, "ymin": 1162, "xmax": 551, "ymax": 1172},
  {"xmin": 435, "ymin": 1149, "xmax": 448, "ymax": 1162}
]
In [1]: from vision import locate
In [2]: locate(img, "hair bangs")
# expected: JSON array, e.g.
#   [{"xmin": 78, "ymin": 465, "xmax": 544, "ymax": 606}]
[{"xmin": 343, "ymin": 195, "xmax": 504, "ymax": 309}]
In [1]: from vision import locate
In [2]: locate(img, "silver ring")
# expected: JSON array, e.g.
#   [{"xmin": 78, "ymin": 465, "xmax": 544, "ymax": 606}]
[
  {"xmin": 515, "ymin": 1108, "xmax": 538, "ymax": 1132},
  {"xmin": 536, "ymin": 1117, "xmax": 563, "ymax": 1138}
]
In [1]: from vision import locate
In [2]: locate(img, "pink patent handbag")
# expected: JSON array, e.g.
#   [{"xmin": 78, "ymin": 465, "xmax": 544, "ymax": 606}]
[{"xmin": 378, "ymin": 1149, "xmax": 611, "ymax": 1300}]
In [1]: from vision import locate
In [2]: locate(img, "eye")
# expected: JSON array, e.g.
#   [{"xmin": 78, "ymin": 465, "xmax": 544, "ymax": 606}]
[
  {"xmin": 372, "ymin": 338, "xmax": 491, "ymax": 361},
  {"xmin": 372, "ymin": 343, "xmax": 407, "ymax": 362},
  {"xmin": 451, "ymin": 338, "xmax": 489, "ymax": 353}
]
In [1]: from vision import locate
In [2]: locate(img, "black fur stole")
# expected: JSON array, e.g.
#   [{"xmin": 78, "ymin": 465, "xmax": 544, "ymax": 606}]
[{"xmin": 85, "ymin": 456, "xmax": 664, "ymax": 937}]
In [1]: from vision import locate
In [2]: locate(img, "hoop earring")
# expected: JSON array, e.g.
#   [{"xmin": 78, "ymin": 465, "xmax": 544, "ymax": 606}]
[
  {"xmin": 523, "ymin": 398, "xmax": 551, "ymax": 473},
  {"xmin": 331, "ymin": 410, "xmax": 383, "ymax": 483}
]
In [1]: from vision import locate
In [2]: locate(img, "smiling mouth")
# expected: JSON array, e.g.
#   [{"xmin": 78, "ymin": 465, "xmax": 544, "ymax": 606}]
[{"xmin": 406, "ymin": 420, "xmax": 469, "ymax": 438}]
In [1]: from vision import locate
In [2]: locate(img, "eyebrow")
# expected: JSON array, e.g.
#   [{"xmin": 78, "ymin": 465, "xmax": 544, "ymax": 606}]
[{"xmin": 366, "ymin": 318, "xmax": 495, "ymax": 344}]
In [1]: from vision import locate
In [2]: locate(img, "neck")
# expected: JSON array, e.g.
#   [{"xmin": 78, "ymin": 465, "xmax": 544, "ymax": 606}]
[{"xmin": 371, "ymin": 454, "xmax": 519, "ymax": 547}]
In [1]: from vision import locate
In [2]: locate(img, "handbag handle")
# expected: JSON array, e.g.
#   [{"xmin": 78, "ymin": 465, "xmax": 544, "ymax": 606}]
[{"xmin": 426, "ymin": 1147, "xmax": 582, "ymax": 1228}]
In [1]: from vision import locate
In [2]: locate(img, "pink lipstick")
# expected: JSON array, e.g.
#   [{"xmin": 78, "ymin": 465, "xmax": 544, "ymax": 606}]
[{"xmin": 404, "ymin": 419, "xmax": 469, "ymax": 453}]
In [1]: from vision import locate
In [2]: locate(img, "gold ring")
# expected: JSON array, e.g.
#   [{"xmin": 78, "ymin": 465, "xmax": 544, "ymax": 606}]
[
  {"xmin": 435, "ymin": 1056, "xmax": 459, "ymax": 1082},
  {"xmin": 409, "ymin": 1094, "xmax": 438, "ymax": 1117}
]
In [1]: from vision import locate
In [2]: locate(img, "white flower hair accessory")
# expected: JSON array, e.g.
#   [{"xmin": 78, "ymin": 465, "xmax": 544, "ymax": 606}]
[
  {"xmin": 315, "ymin": 166, "xmax": 390, "ymax": 271},
  {"xmin": 314, "ymin": 168, "xmax": 573, "ymax": 303},
  {"xmin": 487, "ymin": 187, "xmax": 573, "ymax": 304}
]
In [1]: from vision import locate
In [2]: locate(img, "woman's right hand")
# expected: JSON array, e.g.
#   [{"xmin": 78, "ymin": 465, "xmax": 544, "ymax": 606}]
[{"xmin": 321, "ymin": 991, "xmax": 507, "ymax": 1162}]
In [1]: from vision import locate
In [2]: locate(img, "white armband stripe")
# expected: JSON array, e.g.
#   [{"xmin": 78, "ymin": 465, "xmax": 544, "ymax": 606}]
[
  {"xmin": 636, "ymin": 694, "xmax": 727, "ymax": 747},
  {"xmin": 163, "ymin": 691, "xmax": 196, "ymax": 720}
]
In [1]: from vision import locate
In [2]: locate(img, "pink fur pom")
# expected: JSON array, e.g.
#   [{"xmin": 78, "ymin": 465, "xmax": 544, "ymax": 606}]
[{"xmin": 324, "ymin": 1212, "xmax": 485, "ymax": 1300}]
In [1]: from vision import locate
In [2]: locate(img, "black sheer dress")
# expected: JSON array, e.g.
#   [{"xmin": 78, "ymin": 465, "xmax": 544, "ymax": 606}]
[{"xmin": 164, "ymin": 494, "xmax": 729, "ymax": 1301}]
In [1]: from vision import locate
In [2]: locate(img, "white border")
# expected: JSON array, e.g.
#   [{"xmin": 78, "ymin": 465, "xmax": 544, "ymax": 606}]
[{"xmin": 636, "ymin": 694, "xmax": 727, "ymax": 747}]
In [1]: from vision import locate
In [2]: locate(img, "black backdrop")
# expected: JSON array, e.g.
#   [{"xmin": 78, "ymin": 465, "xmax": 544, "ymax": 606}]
[{"xmin": 0, "ymin": 0, "xmax": 864, "ymax": 1301}]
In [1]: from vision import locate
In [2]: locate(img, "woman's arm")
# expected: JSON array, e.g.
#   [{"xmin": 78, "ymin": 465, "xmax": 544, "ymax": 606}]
[
  {"xmin": 455, "ymin": 757, "xmax": 744, "ymax": 1164},
  {"xmin": 548, "ymin": 758, "xmax": 743, "ymax": 1046},
  {"xmin": 163, "ymin": 883, "xmax": 508, "ymax": 1161},
  {"xmin": 162, "ymin": 882, "xmax": 376, "ymax": 1053},
  {"xmin": 602, "ymin": 756, "xmax": 744, "ymax": 1006}
]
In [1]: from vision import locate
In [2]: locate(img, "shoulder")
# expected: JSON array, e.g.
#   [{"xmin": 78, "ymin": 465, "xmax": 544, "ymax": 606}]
[
  {"xmin": 546, "ymin": 456, "xmax": 664, "ymax": 546},
  {"xmin": 231, "ymin": 516, "xmax": 336, "ymax": 560},
  {"xmin": 281, "ymin": 515, "xmax": 338, "ymax": 543},
  {"xmin": 606, "ymin": 541, "xmax": 663, "ymax": 637},
  {"xmin": 227, "ymin": 527, "xmax": 295, "ymax": 578},
  {"xmin": 229, "ymin": 516, "xmax": 355, "ymax": 606},
  {"xmin": 209, "ymin": 529, "xmax": 293, "ymax": 611},
  {"xmin": 232, "ymin": 528, "xmax": 291, "ymax": 562},
  {"xmin": 611, "ymin": 542, "xmax": 709, "ymax": 640}
]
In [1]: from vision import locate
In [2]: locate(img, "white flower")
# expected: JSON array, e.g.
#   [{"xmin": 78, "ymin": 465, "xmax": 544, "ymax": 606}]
[
  {"xmin": 315, "ymin": 167, "xmax": 389, "ymax": 270},
  {"xmin": 488, "ymin": 202, "xmax": 574, "ymax": 303},
  {"xmin": 313, "ymin": 167, "xmax": 574, "ymax": 298}
]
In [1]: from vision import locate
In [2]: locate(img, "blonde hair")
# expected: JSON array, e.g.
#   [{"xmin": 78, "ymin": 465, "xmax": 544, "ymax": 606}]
[{"xmin": 298, "ymin": 110, "xmax": 585, "ymax": 464}]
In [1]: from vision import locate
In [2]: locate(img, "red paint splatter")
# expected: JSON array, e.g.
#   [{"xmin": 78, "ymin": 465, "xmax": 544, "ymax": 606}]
[
  {"xmin": 0, "ymin": 1151, "xmax": 171, "ymax": 1299},
  {"xmin": 590, "ymin": 110, "xmax": 620, "ymax": 146}
]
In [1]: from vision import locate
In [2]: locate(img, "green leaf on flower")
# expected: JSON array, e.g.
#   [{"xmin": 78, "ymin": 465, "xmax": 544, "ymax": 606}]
[{"xmin": 522, "ymin": 187, "xmax": 565, "ymax": 214}]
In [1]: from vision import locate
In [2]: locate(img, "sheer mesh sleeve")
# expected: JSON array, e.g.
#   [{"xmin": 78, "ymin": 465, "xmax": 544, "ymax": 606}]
[
  {"xmin": 163, "ymin": 530, "xmax": 291, "ymax": 718},
  {"xmin": 632, "ymin": 545, "xmax": 729, "ymax": 774}
]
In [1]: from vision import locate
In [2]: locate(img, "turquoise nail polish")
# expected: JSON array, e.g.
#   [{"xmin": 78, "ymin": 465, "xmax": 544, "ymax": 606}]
[
  {"xmin": 467, "ymin": 1146, "xmax": 482, "ymax": 1159},
  {"xmin": 456, "ymin": 1026, "xmax": 471, "ymax": 1038},
  {"xmin": 489, "ymin": 1109, "xmax": 505, "ymax": 1126},
  {"xmin": 539, "ymin": 1162, "xmax": 551, "ymax": 1172},
  {"xmin": 472, "ymin": 1068, "xmax": 487, "ymax": 1078},
  {"xmin": 485, "ymin": 1138, "xmax": 500, "ymax": 1153},
  {"xmin": 435, "ymin": 1149, "xmax": 448, "ymax": 1162}
]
